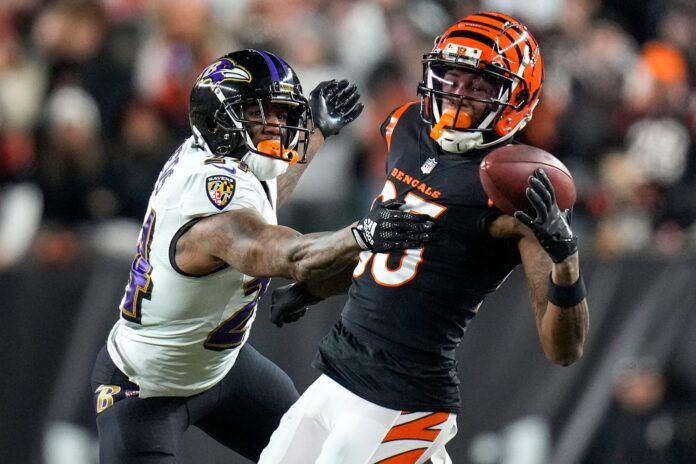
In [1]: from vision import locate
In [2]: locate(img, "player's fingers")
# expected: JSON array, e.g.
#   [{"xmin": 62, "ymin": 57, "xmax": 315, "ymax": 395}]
[
  {"xmin": 311, "ymin": 80, "xmax": 336, "ymax": 98},
  {"xmin": 383, "ymin": 230, "xmax": 432, "ymax": 242},
  {"xmin": 327, "ymin": 80, "xmax": 350, "ymax": 102},
  {"xmin": 271, "ymin": 314, "xmax": 283, "ymax": 327},
  {"xmin": 387, "ymin": 210, "xmax": 431, "ymax": 222},
  {"xmin": 337, "ymin": 98, "xmax": 361, "ymax": 121},
  {"xmin": 335, "ymin": 90, "xmax": 360, "ymax": 112},
  {"xmin": 321, "ymin": 82, "xmax": 341, "ymax": 100},
  {"xmin": 526, "ymin": 187, "xmax": 548, "ymax": 223},
  {"xmin": 399, "ymin": 241, "xmax": 423, "ymax": 249},
  {"xmin": 534, "ymin": 169, "xmax": 556, "ymax": 203},
  {"xmin": 514, "ymin": 210, "xmax": 534, "ymax": 226},
  {"xmin": 529, "ymin": 177, "xmax": 553, "ymax": 210},
  {"xmin": 383, "ymin": 220, "xmax": 435, "ymax": 232},
  {"xmin": 286, "ymin": 309, "xmax": 306, "ymax": 323},
  {"xmin": 380, "ymin": 199, "xmax": 405, "ymax": 210},
  {"xmin": 414, "ymin": 233, "xmax": 432, "ymax": 242},
  {"xmin": 331, "ymin": 83, "xmax": 357, "ymax": 105},
  {"xmin": 344, "ymin": 102, "xmax": 364, "ymax": 124}
]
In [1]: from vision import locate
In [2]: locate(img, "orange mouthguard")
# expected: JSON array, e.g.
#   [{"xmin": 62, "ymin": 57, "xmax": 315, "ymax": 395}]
[
  {"xmin": 256, "ymin": 140, "xmax": 300, "ymax": 164},
  {"xmin": 429, "ymin": 111, "xmax": 473, "ymax": 140}
]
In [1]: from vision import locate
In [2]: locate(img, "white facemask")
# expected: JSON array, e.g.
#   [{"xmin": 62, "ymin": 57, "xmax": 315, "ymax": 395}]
[{"xmin": 241, "ymin": 152, "xmax": 289, "ymax": 181}]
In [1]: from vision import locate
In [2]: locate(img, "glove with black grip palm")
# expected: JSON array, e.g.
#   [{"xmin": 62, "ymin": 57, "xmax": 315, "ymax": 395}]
[
  {"xmin": 269, "ymin": 283, "xmax": 321, "ymax": 328},
  {"xmin": 514, "ymin": 169, "xmax": 577, "ymax": 263},
  {"xmin": 352, "ymin": 200, "xmax": 435, "ymax": 253},
  {"xmin": 309, "ymin": 80, "xmax": 364, "ymax": 138}
]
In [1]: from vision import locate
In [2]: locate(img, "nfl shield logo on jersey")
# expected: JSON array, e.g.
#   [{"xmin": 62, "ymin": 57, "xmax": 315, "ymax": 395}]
[{"xmin": 206, "ymin": 175, "xmax": 236, "ymax": 210}]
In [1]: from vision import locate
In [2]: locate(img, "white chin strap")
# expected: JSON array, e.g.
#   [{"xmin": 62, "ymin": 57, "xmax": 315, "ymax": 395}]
[
  {"xmin": 435, "ymin": 129, "xmax": 485, "ymax": 153},
  {"xmin": 241, "ymin": 151, "xmax": 289, "ymax": 181}
]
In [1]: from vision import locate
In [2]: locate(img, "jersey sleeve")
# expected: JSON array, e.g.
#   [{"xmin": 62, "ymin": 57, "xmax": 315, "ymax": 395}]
[
  {"xmin": 379, "ymin": 109, "xmax": 396, "ymax": 140},
  {"xmin": 379, "ymin": 102, "xmax": 419, "ymax": 174},
  {"xmin": 180, "ymin": 164, "xmax": 266, "ymax": 221},
  {"xmin": 380, "ymin": 102, "xmax": 418, "ymax": 141}
]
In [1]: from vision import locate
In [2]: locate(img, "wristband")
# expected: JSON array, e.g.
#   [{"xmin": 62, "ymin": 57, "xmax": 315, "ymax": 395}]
[
  {"xmin": 548, "ymin": 273, "xmax": 586, "ymax": 307},
  {"xmin": 351, "ymin": 226, "xmax": 370, "ymax": 250}
]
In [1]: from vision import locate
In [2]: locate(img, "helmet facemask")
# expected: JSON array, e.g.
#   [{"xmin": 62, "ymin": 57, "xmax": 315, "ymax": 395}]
[
  {"xmin": 419, "ymin": 52, "xmax": 526, "ymax": 152},
  {"xmin": 212, "ymin": 84, "xmax": 312, "ymax": 164}
]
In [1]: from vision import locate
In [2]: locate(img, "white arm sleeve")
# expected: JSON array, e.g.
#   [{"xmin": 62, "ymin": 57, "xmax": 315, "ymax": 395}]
[{"xmin": 0, "ymin": 183, "xmax": 43, "ymax": 267}]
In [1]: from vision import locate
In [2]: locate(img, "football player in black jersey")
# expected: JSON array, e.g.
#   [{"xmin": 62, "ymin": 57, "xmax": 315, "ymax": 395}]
[{"xmin": 260, "ymin": 12, "xmax": 589, "ymax": 464}]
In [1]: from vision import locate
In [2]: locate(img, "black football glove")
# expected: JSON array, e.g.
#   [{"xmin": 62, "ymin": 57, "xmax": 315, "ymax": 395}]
[
  {"xmin": 514, "ymin": 168, "xmax": 578, "ymax": 263},
  {"xmin": 309, "ymin": 79, "xmax": 364, "ymax": 138},
  {"xmin": 352, "ymin": 199, "xmax": 435, "ymax": 253},
  {"xmin": 269, "ymin": 283, "xmax": 322, "ymax": 328}
]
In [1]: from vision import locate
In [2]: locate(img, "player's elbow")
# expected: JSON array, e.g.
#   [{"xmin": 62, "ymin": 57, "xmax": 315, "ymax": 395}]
[{"xmin": 545, "ymin": 345, "xmax": 583, "ymax": 366}]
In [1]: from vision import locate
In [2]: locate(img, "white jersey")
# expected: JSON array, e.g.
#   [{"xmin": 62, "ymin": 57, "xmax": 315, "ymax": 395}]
[{"xmin": 107, "ymin": 137, "xmax": 277, "ymax": 398}]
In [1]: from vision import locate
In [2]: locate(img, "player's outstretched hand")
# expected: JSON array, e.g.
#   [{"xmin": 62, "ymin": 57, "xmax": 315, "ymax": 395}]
[
  {"xmin": 352, "ymin": 199, "xmax": 435, "ymax": 253},
  {"xmin": 270, "ymin": 283, "xmax": 322, "ymax": 328},
  {"xmin": 309, "ymin": 79, "xmax": 364, "ymax": 138},
  {"xmin": 514, "ymin": 169, "xmax": 577, "ymax": 263}
]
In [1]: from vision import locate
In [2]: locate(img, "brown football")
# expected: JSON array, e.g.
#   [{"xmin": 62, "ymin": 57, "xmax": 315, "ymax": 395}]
[{"xmin": 479, "ymin": 144, "xmax": 576, "ymax": 215}]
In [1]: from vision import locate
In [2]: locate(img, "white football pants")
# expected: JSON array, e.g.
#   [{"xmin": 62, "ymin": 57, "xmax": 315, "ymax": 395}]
[{"xmin": 259, "ymin": 374, "xmax": 457, "ymax": 464}]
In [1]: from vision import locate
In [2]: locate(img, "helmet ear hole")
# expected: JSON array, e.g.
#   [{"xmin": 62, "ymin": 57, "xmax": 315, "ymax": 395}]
[
  {"xmin": 515, "ymin": 89, "xmax": 529, "ymax": 107},
  {"xmin": 205, "ymin": 113, "xmax": 218, "ymax": 133}
]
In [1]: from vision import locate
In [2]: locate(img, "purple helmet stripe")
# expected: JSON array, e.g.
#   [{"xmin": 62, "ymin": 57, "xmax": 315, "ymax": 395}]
[
  {"xmin": 256, "ymin": 50, "xmax": 280, "ymax": 81},
  {"xmin": 274, "ymin": 55, "xmax": 290, "ymax": 75}
]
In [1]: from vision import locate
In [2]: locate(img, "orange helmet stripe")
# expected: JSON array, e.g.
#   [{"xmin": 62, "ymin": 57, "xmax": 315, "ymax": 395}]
[{"xmin": 462, "ymin": 12, "xmax": 538, "ymax": 68}]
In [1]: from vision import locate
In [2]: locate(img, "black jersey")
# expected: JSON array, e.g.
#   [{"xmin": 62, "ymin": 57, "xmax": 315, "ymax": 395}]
[{"xmin": 315, "ymin": 103, "xmax": 522, "ymax": 413}]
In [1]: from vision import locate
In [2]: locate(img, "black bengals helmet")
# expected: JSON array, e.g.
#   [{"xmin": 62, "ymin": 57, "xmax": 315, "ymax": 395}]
[{"xmin": 189, "ymin": 49, "xmax": 312, "ymax": 162}]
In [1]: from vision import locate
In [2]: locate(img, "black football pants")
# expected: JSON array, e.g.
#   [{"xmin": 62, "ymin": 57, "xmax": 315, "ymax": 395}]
[{"xmin": 91, "ymin": 344, "xmax": 299, "ymax": 463}]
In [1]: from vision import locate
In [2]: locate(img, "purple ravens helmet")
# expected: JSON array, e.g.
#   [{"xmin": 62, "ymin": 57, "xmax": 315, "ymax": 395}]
[{"xmin": 189, "ymin": 49, "xmax": 312, "ymax": 161}]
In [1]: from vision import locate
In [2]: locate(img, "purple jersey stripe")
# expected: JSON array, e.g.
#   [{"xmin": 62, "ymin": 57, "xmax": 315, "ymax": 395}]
[{"xmin": 257, "ymin": 50, "xmax": 280, "ymax": 81}]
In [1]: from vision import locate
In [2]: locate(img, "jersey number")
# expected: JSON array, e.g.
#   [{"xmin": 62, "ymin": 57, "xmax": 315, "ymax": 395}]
[
  {"xmin": 120, "ymin": 209, "xmax": 157, "ymax": 323},
  {"xmin": 353, "ymin": 181, "xmax": 446, "ymax": 287},
  {"xmin": 120, "ymin": 146, "xmax": 180, "ymax": 322},
  {"xmin": 204, "ymin": 278, "xmax": 270, "ymax": 351}
]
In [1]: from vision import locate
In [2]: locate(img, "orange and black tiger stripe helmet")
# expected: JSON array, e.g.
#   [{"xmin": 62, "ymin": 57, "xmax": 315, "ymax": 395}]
[{"xmin": 418, "ymin": 11, "xmax": 544, "ymax": 150}]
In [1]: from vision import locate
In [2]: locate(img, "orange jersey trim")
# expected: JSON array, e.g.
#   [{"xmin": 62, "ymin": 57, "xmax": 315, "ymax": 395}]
[{"xmin": 385, "ymin": 102, "xmax": 418, "ymax": 151}]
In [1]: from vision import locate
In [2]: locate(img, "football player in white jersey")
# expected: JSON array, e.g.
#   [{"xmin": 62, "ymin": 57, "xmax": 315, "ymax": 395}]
[{"xmin": 90, "ymin": 49, "xmax": 435, "ymax": 463}]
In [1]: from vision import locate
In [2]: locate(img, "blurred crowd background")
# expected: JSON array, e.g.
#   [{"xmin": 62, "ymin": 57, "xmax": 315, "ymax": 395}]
[
  {"xmin": 3, "ymin": 1, "xmax": 696, "ymax": 463},
  {"xmin": 4, "ymin": 0, "xmax": 696, "ymax": 266}
]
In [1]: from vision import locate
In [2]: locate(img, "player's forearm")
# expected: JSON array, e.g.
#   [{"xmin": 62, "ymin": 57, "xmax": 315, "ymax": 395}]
[
  {"xmin": 276, "ymin": 132, "xmax": 325, "ymax": 208},
  {"xmin": 305, "ymin": 263, "xmax": 357, "ymax": 298},
  {"xmin": 205, "ymin": 205, "xmax": 354, "ymax": 280},
  {"xmin": 538, "ymin": 252, "xmax": 588, "ymax": 365},
  {"xmin": 519, "ymin": 237, "xmax": 588, "ymax": 365},
  {"xmin": 286, "ymin": 225, "xmax": 360, "ymax": 283},
  {"xmin": 539, "ymin": 298, "xmax": 588, "ymax": 365},
  {"xmin": 551, "ymin": 252, "xmax": 580, "ymax": 284}
]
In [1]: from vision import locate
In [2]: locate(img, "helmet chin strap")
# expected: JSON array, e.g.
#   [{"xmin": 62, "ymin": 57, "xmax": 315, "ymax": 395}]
[
  {"xmin": 241, "ymin": 150, "xmax": 289, "ymax": 181},
  {"xmin": 192, "ymin": 125, "xmax": 216, "ymax": 153},
  {"xmin": 434, "ymin": 129, "xmax": 484, "ymax": 153}
]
